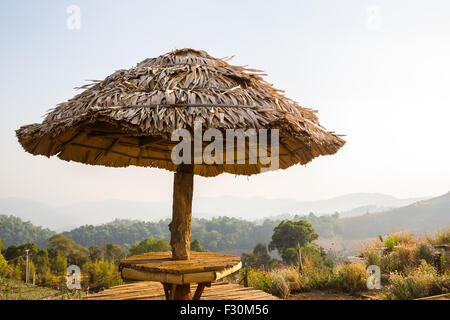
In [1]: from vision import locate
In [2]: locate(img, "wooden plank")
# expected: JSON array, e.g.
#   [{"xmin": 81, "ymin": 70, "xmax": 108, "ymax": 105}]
[
  {"xmin": 415, "ymin": 293, "xmax": 450, "ymax": 300},
  {"xmin": 183, "ymin": 271, "xmax": 216, "ymax": 283},
  {"xmin": 84, "ymin": 281, "xmax": 279, "ymax": 300},
  {"xmin": 121, "ymin": 267, "xmax": 184, "ymax": 284},
  {"xmin": 215, "ymin": 262, "xmax": 242, "ymax": 280}
]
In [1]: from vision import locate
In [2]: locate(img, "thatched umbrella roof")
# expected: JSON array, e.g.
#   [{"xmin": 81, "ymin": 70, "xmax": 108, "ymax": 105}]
[
  {"xmin": 16, "ymin": 49, "xmax": 345, "ymax": 270},
  {"xmin": 16, "ymin": 48, "xmax": 344, "ymax": 177}
]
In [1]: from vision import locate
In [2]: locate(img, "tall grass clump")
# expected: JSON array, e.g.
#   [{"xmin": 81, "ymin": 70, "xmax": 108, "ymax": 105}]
[
  {"xmin": 271, "ymin": 273, "xmax": 290, "ymax": 298},
  {"xmin": 426, "ymin": 227, "xmax": 450, "ymax": 246},
  {"xmin": 331, "ymin": 263, "xmax": 368, "ymax": 293},
  {"xmin": 365, "ymin": 251, "xmax": 381, "ymax": 268},
  {"xmin": 248, "ymin": 266, "xmax": 302, "ymax": 298},
  {"xmin": 278, "ymin": 267, "xmax": 302, "ymax": 291},
  {"xmin": 390, "ymin": 230, "xmax": 414, "ymax": 245},
  {"xmin": 387, "ymin": 261, "xmax": 450, "ymax": 299}
]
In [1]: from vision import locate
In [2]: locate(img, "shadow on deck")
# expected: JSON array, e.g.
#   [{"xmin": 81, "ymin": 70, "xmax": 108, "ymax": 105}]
[{"xmin": 84, "ymin": 281, "xmax": 279, "ymax": 300}]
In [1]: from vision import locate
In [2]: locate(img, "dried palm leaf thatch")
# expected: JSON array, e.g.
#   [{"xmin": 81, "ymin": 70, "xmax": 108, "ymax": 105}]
[{"xmin": 16, "ymin": 48, "xmax": 345, "ymax": 177}]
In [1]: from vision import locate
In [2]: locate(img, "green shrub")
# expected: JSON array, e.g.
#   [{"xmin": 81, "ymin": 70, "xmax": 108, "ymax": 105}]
[
  {"xmin": 300, "ymin": 267, "xmax": 332, "ymax": 291},
  {"xmin": 380, "ymin": 252, "xmax": 402, "ymax": 274},
  {"xmin": 388, "ymin": 272, "xmax": 414, "ymax": 299},
  {"xmin": 190, "ymin": 239, "xmax": 207, "ymax": 252},
  {"xmin": 0, "ymin": 252, "xmax": 8, "ymax": 277},
  {"xmin": 384, "ymin": 235, "xmax": 396, "ymax": 252},
  {"xmin": 301, "ymin": 243, "xmax": 335, "ymax": 269},
  {"xmin": 247, "ymin": 268, "xmax": 273, "ymax": 294},
  {"xmin": 82, "ymin": 259, "xmax": 121, "ymax": 291},
  {"xmin": 415, "ymin": 244, "xmax": 434, "ymax": 264}
]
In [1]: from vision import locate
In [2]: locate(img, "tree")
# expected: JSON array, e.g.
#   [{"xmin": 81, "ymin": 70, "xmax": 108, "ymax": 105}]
[
  {"xmin": 89, "ymin": 245, "xmax": 103, "ymax": 262},
  {"xmin": 48, "ymin": 234, "xmax": 89, "ymax": 266},
  {"xmin": 52, "ymin": 251, "xmax": 67, "ymax": 275},
  {"xmin": 152, "ymin": 239, "xmax": 171, "ymax": 252},
  {"xmin": 128, "ymin": 237, "xmax": 171, "ymax": 256},
  {"xmin": 48, "ymin": 234, "xmax": 75, "ymax": 256},
  {"xmin": 190, "ymin": 239, "xmax": 207, "ymax": 252},
  {"xmin": 67, "ymin": 250, "xmax": 89, "ymax": 267},
  {"xmin": 242, "ymin": 243, "xmax": 274, "ymax": 268},
  {"xmin": 269, "ymin": 220, "xmax": 318, "ymax": 264},
  {"xmin": 102, "ymin": 243, "xmax": 126, "ymax": 265},
  {"xmin": 34, "ymin": 249, "xmax": 50, "ymax": 275},
  {"xmin": 252, "ymin": 243, "xmax": 273, "ymax": 266},
  {"xmin": 11, "ymin": 256, "xmax": 24, "ymax": 280},
  {"xmin": 281, "ymin": 248, "xmax": 298, "ymax": 265},
  {"xmin": 3, "ymin": 243, "xmax": 39, "ymax": 261}
]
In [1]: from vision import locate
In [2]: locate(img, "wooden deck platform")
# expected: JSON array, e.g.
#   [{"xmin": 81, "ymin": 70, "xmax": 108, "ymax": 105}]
[
  {"xmin": 84, "ymin": 281, "xmax": 279, "ymax": 300},
  {"xmin": 415, "ymin": 293, "xmax": 450, "ymax": 300}
]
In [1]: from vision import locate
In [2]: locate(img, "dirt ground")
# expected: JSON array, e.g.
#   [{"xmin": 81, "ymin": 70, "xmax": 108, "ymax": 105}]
[{"xmin": 288, "ymin": 289, "xmax": 384, "ymax": 300}]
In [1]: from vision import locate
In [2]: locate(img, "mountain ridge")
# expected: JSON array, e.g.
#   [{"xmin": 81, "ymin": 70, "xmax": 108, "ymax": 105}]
[{"xmin": 0, "ymin": 193, "xmax": 430, "ymax": 230}]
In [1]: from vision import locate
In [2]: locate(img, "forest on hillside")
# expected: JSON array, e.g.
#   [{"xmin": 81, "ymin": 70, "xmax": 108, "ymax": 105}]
[
  {"xmin": 0, "ymin": 214, "xmax": 344, "ymax": 254},
  {"xmin": 0, "ymin": 215, "xmax": 55, "ymax": 248},
  {"xmin": 3, "ymin": 192, "xmax": 448, "ymax": 254}
]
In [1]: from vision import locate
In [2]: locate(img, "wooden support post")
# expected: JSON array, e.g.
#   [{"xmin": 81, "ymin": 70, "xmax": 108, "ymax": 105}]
[
  {"xmin": 162, "ymin": 283, "xmax": 170, "ymax": 300},
  {"xmin": 169, "ymin": 164, "xmax": 194, "ymax": 261},
  {"xmin": 174, "ymin": 284, "xmax": 192, "ymax": 300},
  {"xmin": 193, "ymin": 282, "xmax": 209, "ymax": 300},
  {"xmin": 169, "ymin": 283, "xmax": 177, "ymax": 300}
]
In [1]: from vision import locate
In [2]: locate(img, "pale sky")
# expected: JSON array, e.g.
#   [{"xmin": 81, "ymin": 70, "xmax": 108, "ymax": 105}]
[{"xmin": 0, "ymin": 0, "xmax": 449, "ymax": 205}]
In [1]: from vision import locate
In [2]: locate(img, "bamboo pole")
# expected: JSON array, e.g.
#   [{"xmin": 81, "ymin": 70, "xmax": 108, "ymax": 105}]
[{"xmin": 297, "ymin": 243, "xmax": 303, "ymax": 273}]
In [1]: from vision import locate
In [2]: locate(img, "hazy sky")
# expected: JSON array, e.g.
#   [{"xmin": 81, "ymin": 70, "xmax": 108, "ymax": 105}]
[{"xmin": 0, "ymin": 0, "xmax": 449, "ymax": 205}]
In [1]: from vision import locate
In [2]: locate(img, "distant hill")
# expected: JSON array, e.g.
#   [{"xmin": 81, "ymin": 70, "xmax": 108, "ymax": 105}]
[
  {"xmin": 338, "ymin": 205, "xmax": 395, "ymax": 218},
  {"xmin": 0, "ymin": 198, "xmax": 86, "ymax": 231},
  {"xmin": 341, "ymin": 192, "xmax": 450, "ymax": 239},
  {"xmin": 0, "ymin": 193, "xmax": 427, "ymax": 230},
  {"xmin": 0, "ymin": 215, "xmax": 55, "ymax": 248},
  {"xmin": 194, "ymin": 193, "xmax": 426, "ymax": 219}
]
